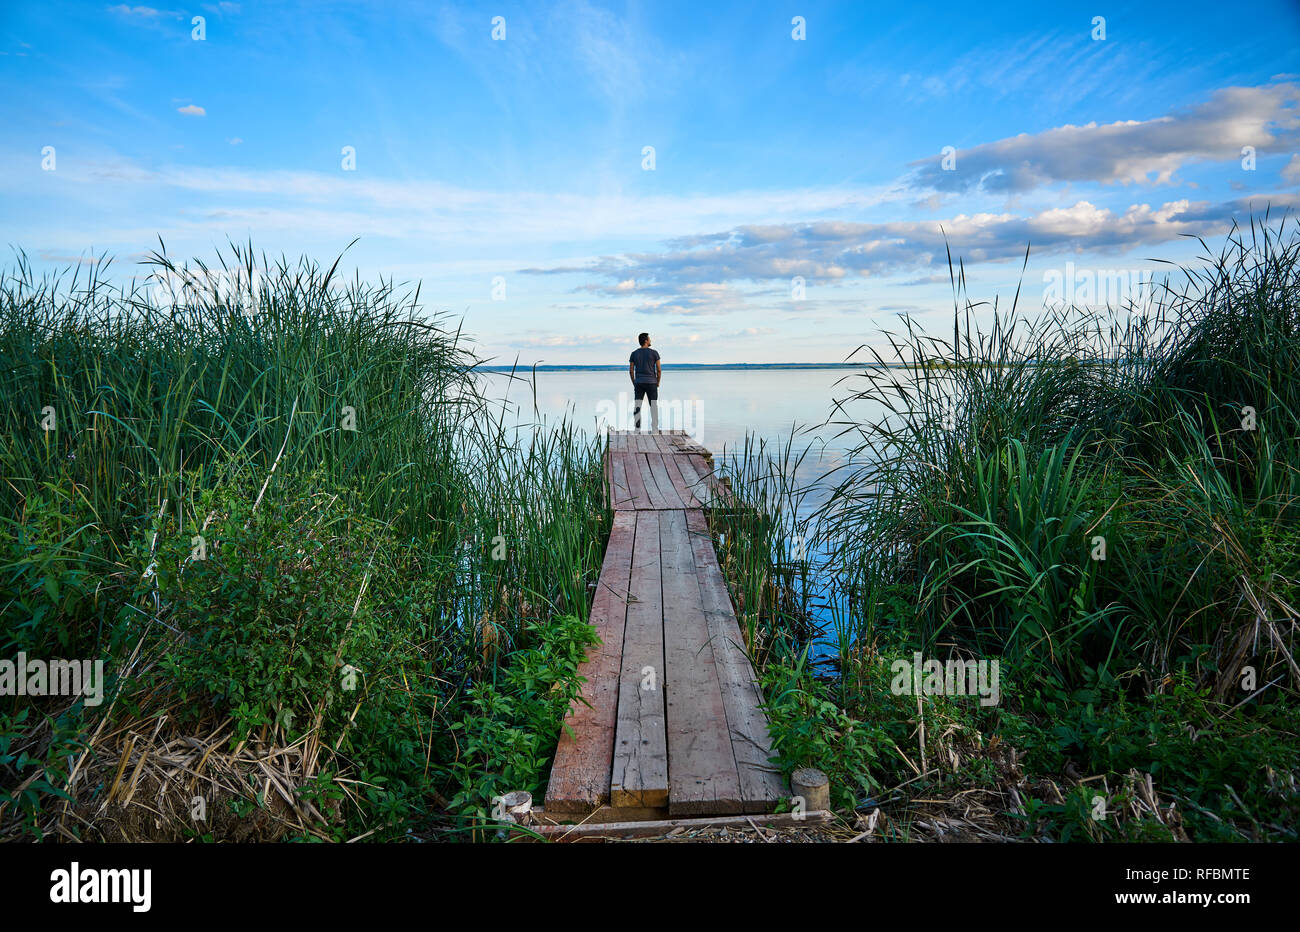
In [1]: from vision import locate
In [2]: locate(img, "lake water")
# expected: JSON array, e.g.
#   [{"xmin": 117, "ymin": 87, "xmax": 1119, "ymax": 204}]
[{"xmin": 478, "ymin": 367, "xmax": 883, "ymax": 513}]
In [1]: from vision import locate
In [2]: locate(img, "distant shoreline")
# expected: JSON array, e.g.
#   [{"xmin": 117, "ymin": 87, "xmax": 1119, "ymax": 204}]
[
  {"xmin": 477, "ymin": 362, "xmax": 872, "ymax": 372},
  {"xmin": 475, "ymin": 360, "xmax": 1109, "ymax": 372}
]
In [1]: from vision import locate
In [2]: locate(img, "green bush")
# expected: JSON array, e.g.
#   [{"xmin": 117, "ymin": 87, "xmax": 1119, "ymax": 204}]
[{"xmin": 444, "ymin": 613, "xmax": 599, "ymax": 821}]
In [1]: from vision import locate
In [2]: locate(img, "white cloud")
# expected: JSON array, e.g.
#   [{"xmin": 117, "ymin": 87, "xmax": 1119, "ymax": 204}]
[
  {"xmin": 630, "ymin": 282, "xmax": 753, "ymax": 316},
  {"xmin": 176, "ymin": 104, "xmax": 206, "ymax": 117},
  {"xmin": 910, "ymin": 82, "xmax": 1300, "ymax": 193},
  {"xmin": 555, "ymin": 194, "xmax": 1300, "ymax": 298},
  {"xmin": 11, "ymin": 153, "xmax": 903, "ymax": 245},
  {"xmin": 560, "ymin": 0, "xmax": 659, "ymax": 104},
  {"xmin": 1283, "ymin": 154, "xmax": 1300, "ymax": 185},
  {"xmin": 511, "ymin": 332, "xmax": 628, "ymax": 348}
]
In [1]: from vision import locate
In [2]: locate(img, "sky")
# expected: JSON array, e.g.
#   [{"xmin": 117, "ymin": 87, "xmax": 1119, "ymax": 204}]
[{"xmin": 2, "ymin": 0, "xmax": 1298, "ymax": 365}]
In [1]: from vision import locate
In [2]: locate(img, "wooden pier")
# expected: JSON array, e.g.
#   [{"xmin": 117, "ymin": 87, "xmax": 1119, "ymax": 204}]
[{"xmin": 544, "ymin": 430, "xmax": 788, "ymax": 821}]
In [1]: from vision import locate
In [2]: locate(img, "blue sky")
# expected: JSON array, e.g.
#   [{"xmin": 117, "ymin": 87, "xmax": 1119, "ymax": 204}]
[{"xmin": 2, "ymin": 0, "xmax": 1298, "ymax": 363}]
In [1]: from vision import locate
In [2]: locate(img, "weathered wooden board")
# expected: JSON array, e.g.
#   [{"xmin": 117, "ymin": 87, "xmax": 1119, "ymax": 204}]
[
  {"xmin": 610, "ymin": 512, "xmax": 669, "ymax": 808},
  {"xmin": 659, "ymin": 510, "xmax": 744, "ymax": 816},
  {"xmin": 646, "ymin": 453, "xmax": 686, "ymax": 509},
  {"xmin": 528, "ymin": 809, "xmax": 832, "ymax": 841},
  {"xmin": 606, "ymin": 433, "xmax": 725, "ymax": 510},
  {"xmin": 545, "ymin": 510, "xmax": 637, "ymax": 812},
  {"xmin": 675, "ymin": 452, "xmax": 732, "ymax": 507},
  {"xmin": 685, "ymin": 510, "xmax": 788, "ymax": 811},
  {"xmin": 635, "ymin": 454, "xmax": 672, "ymax": 510},
  {"xmin": 620, "ymin": 452, "xmax": 650, "ymax": 511},
  {"xmin": 609, "ymin": 451, "xmax": 633, "ymax": 510},
  {"xmin": 661, "ymin": 452, "xmax": 703, "ymax": 508},
  {"xmin": 686, "ymin": 452, "xmax": 733, "ymax": 504}
]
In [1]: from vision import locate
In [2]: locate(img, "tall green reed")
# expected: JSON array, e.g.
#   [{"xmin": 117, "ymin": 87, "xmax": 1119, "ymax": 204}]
[
  {"xmin": 809, "ymin": 217, "xmax": 1300, "ymax": 699},
  {"xmin": 0, "ymin": 243, "xmax": 607, "ymax": 837}
]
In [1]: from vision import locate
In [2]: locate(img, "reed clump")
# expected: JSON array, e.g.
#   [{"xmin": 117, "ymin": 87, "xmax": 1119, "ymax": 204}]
[
  {"xmin": 0, "ymin": 243, "xmax": 606, "ymax": 841},
  {"xmin": 715, "ymin": 216, "xmax": 1300, "ymax": 841}
]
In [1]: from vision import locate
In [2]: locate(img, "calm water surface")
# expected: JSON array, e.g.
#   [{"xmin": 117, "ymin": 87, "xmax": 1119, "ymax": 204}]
[{"xmin": 479, "ymin": 367, "xmax": 888, "ymax": 511}]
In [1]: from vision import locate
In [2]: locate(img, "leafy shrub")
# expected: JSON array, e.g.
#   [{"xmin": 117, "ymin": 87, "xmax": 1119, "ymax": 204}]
[
  {"xmin": 762, "ymin": 652, "xmax": 899, "ymax": 809},
  {"xmin": 1004, "ymin": 674, "xmax": 1300, "ymax": 841},
  {"xmin": 444, "ymin": 613, "xmax": 599, "ymax": 821}
]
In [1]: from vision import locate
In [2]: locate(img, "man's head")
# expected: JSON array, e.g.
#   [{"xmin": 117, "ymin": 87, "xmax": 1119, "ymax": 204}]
[{"xmin": 638, "ymin": 332, "xmax": 651, "ymax": 347}]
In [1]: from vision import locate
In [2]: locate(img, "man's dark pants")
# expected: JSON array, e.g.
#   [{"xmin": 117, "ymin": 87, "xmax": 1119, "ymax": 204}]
[{"xmin": 633, "ymin": 382, "xmax": 658, "ymax": 429}]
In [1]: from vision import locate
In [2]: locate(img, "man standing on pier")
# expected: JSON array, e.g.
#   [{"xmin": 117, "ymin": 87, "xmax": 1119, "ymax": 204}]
[{"xmin": 629, "ymin": 332, "xmax": 661, "ymax": 430}]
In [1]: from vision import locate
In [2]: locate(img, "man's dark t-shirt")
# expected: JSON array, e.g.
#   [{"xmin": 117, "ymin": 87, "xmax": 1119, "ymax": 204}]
[{"xmin": 630, "ymin": 347, "xmax": 660, "ymax": 384}]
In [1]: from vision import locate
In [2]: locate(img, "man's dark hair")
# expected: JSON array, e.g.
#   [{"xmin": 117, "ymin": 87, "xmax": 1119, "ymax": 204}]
[{"xmin": 638, "ymin": 332, "xmax": 650, "ymax": 346}]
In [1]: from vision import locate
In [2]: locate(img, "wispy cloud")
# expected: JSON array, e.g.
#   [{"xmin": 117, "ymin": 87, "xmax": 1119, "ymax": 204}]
[
  {"xmin": 557, "ymin": 0, "xmax": 670, "ymax": 105},
  {"xmin": 1284, "ymin": 154, "xmax": 1300, "ymax": 185},
  {"xmin": 176, "ymin": 104, "xmax": 206, "ymax": 117},
  {"xmin": 550, "ymin": 194, "xmax": 1299, "ymax": 295},
  {"xmin": 8, "ymin": 152, "xmax": 903, "ymax": 244},
  {"xmin": 107, "ymin": 5, "xmax": 164, "ymax": 16},
  {"xmin": 909, "ymin": 82, "xmax": 1300, "ymax": 194},
  {"xmin": 631, "ymin": 282, "xmax": 752, "ymax": 317},
  {"xmin": 828, "ymin": 25, "xmax": 1182, "ymax": 115},
  {"xmin": 38, "ymin": 251, "xmax": 103, "ymax": 265},
  {"xmin": 512, "ymin": 332, "xmax": 630, "ymax": 348}
]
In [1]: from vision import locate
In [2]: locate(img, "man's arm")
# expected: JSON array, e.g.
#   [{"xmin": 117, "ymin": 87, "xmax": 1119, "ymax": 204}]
[
  {"xmin": 629, "ymin": 362, "xmax": 636, "ymax": 382},
  {"xmin": 656, "ymin": 358, "xmax": 662, "ymax": 386}
]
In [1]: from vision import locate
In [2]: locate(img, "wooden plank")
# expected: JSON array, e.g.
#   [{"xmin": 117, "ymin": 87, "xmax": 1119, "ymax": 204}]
[
  {"xmin": 664, "ymin": 432, "xmax": 709, "ymax": 456},
  {"xmin": 610, "ymin": 512, "xmax": 668, "ymax": 808},
  {"xmin": 686, "ymin": 452, "xmax": 716, "ymax": 482},
  {"xmin": 603, "ymin": 450, "xmax": 612, "ymax": 510},
  {"xmin": 546, "ymin": 510, "xmax": 638, "ymax": 812},
  {"xmin": 685, "ymin": 510, "xmax": 788, "ymax": 812},
  {"xmin": 531, "ymin": 804, "xmax": 669, "ymax": 827},
  {"xmin": 619, "ymin": 452, "xmax": 650, "ymax": 510},
  {"xmin": 687, "ymin": 452, "xmax": 733, "ymax": 504},
  {"xmin": 645, "ymin": 453, "xmax": 686, "ymax": 509},
  {"xmin": 659, "ymin": 510, "xmax": 744, "ymax": 816},
  {"xmin": 674, "ymin": 453, "xmax": 716, "ymax": 507},
  {"xmin": 606, "ymin": 452, "xmax": 619, "ymax": 508},
  {"xmin": 619, "ymin": 430, "xmax": 644, "ymax": 454},
  {"xmin": 529, "ymin": 809, "xmax": 832, "ymax": 841},
  {"xmin": 661, "ymin": 452, "xmax": 702, "ymax": 509},
  {"xmin": 640, "ymin": 452, "xmax": 668, "ymax": 506},
  {"xmin": 636, "ymin": 454, "xmax": 671, "ymax": 510},
  {"xmin": 609, "ymin": 451, "xmax": 634, "ymax": 510}
]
